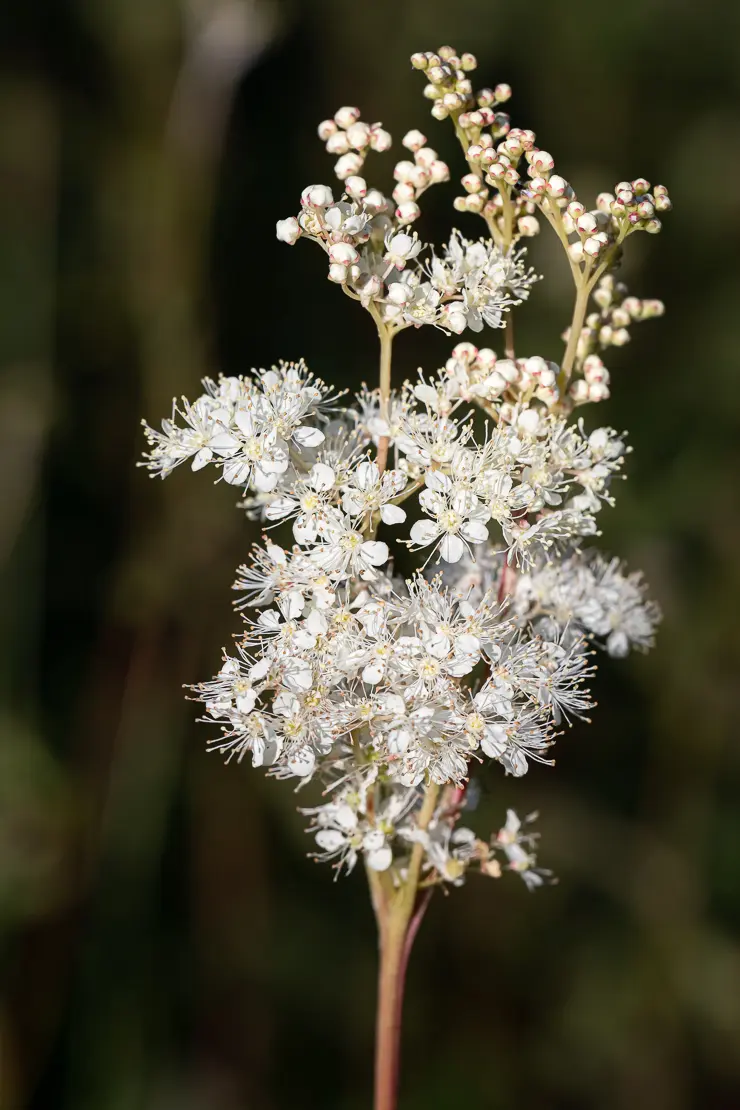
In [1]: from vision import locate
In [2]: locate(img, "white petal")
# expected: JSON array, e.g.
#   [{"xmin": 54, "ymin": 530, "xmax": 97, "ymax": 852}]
[
  {"xmin": 439, "ymin": 534, "xmax": 465, "ymax": 562},
  {"xmin": 461, "ymin": 520, "xmax": 489, "ymax": 544},
  {"xmin": 315, "ymin": 828, "xmax": 345, "ymax": 852},
  {"xmin": 355, "ymin": 460, "xmax": 379, "ymax": 490},
  {"xmin": 294, "ymin": 426, "xmax": 325, "ymax": 447},
  {"xmin": 233, "ymin": 410, "xmax": 254, "ymax": 436},
  {"xmin": 361, "ymin": 540, "xmax": 389, "ymax": 566},
  {"xmin": 380, "ymin": 503, "xmax": 406, "ymax": 525},
  {"xmin": 235, "ymin": 691, "xmax": 256, "ymax": 714},
  {"xmin": 191, "ymin": 447, "xmax": 213, "ymax": 471},
  {"xmin": 409, "ymin": 520, "xmax": 440, "ymax": 546},
  {"xmin": 366, "ymin": 846, "xmax": 393, "ymax": 872},
  {"xmin": 282, "ymin": 660, "xmax": 313, "ymax": 692},
  {"xmin": 425, "ymin": 470, "xmax": 452, "ymax": 493},
  {"xmin": 288, "ymin": 748, "xmax": 316, "ymax": 777},
  {"xmin": 310, "ymin": 462, "xmax": 336, "ymax": 491}
]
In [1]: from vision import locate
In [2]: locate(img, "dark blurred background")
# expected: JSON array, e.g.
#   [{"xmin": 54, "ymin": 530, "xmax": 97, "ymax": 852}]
[{"xmin": 1, "ymin": 1, "xmax": 740, "ymax": 1107}]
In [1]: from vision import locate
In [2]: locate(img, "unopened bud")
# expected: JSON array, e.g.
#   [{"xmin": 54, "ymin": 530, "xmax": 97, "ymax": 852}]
[
  {"xmin": 369, "ymin": 127, "xmax": 392, "ymax": 152},
  {"xmin": 576, "ymin": 213, "xmax": 598, "ymax": 235},
  {"xmin": 328, "ymin": 242, "xmax": 359, "ymax": 266},
  {"xmin": 346, "ymin": 121, "xmax": 371, "ymax": 149},
  {"xmin": 547, "ymin": 174, "xmax": 568, "ymax": 197},
  {"xmin": 517, "ymin": 214, "xmax": 540, "ymax": 236},
  {"xmin": 410, "ymin": 52, "xmax": 428, "ymax": 70},
  {"xmin": 326, "ymin": 131, "xmax": 351, "ymax": 155},
  {"xmin": 494, "ymin": 82, "xmax": 512, "ymax": 102},
  {"xmin": 403, "ymin": 129, "xmax": 427, "ymax": 152},
  {"xmin": 644, "ymin": 218, "xmax": 662, "ymax": 234},
  {"xmin": 462, "ymin": 172, "xmax": 483, "ymax": 193},
  {"xmin": 632, "ymin": 177, "xmax": 650, "ymax": 195},
  {"xmin": 334, "ymin": 106, "xmax": 361, "ymax": 129},
  {"xmin": 318, "ymin": 119, "xmax": 338, "ymax": 141},
  {"xmin": 335, "ymin": 153, "xmax": 364, "ymax": 180},
  {"xmin": 477, "ymin": 88, "xmax": 495, "ymax": 107},
  {"xmin": 461, "ymin": 52, "xmax": 477, "ymax": 71},
  {"xmin": 529, "ymin": 149, "xmax": 555, "ymax": 172},
  {"xmin": 429, "ymin": 160, "xmax": 450, "ymax": 183},
  {"xmin": 392, "ymin": 182, "xmax": 415, "ymax": 204},
  {"xmin": 431, "ymin": 103, "xmax": 449, "ymax": 121},
  {"xmin": 395, "ymin": 201, "xmax": 421, "ymax": 224},
  {"xmin": 328, "ymin": 262, "xmax": 348, "ymax": 283},
  {"xmin": 345, "ymin": 175, "xmax": 367, "ymax": 199},
  {"xmin": 276, "ymin": 217, "xmax": 301, "ymax": 245}
]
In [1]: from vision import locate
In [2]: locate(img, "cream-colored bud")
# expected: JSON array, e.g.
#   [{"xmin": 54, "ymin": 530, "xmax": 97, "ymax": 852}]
[
  {"xmin": 326, "ymin": 131, "xmax": 351, "ymax": 155},
  {"xmin": 457, "ymin": 79, "xmax": 473, "ymax": 97},
  {"xmin": 547, "ymin": 174, "xmax": 568, "ymax": 197},
  {"xmin": 596, "ymin": 192, "xmax": 614, "ymax": 212},
  {"xmin": 644, "ymin": 218, "xmax": 662, "ymax": 234},
  {"xmin": 530, "ymin": 149, "xmax": 554, "ymax": 172},
  {"xmin": 462, "ymin": 172, "xmax": 483, "ymax": 193},
  {"xmin": 443, "ymin": 92, "xmax": 464, "ymax": 111},
  {"xmin": 393, "ymin": 159, "xmax": 416, "ymax": 183},
  {"xmin": 518, "ymin": 214, "xmax": 540, "ymax": 236},
  {"xmin": 569, "ymin": 241, "xmax": 585, "ymax": 264},
  {"xmin": 494, "ymin": 82, "xmax": 512, "ymax": 102},
  {"xmin": 392, "ymin": 182, "xmax": 415, "ymax": 204},
  {"xmin": 334, "ymin": 106, "xmax": 361, "ymax": 129},
  {"xmin": 369, "ymin": 127, "xmax": 392, "ymax": 152},
  {"xmin": 611, "ymin": 328, "xmax": 630, "ymax": 346},
  {"xmin": 335, "ymin": 152, "xmax": 364, "ymax": 180},
  {"xmin": 576, "ymin": 213, "xmax": 598, "ymax": 235},
  {"xmin": 631, "ymin": 177, "xmax": 650, "ymax": 194},
  {"xmin": 431, "ymin": 103, "xmax": 448, "ymax": 120},
  {"xmin": 461, "ymin": 52, "xmax": 477, "ymax": 71},
  {"xmin": 395, "ymin": 201, "xmax": 421, "ymax": 224},
  {"xmin": 636, "ymin": 199, "xmax": 655, "ymax": 218},
  {"xmin": 346, "ymin": 122, "xmax": 371, "ymax": 150},
  {"xmin": 276, "ymin": 217, "xmax": 301, "ymax": 245},
  {"xmin": 328, "ymin": 262, "xmax": 348, "ymax": 283},
  {"xmin": 466, "ymin": 193, "xmax": 486, "ymax": 213},
  {"xmin": 453, "ymin": 196, "xmax": 468, "ymax": 211},
  {"xmin": 429, "ymin": 160, "xmax": 450, "ymax": 182},
  {"xmin": 414, "ymin": 146, "xmax": 438, "ymax": 168},
  {"xmin": 345, "ymin": 175, "xmax": 367, "ymax": 199},
  {"xmin": 477, "ymin": 88, "xmax": 495, "ymax": 107},
  {"xmin": 423, "ymin": 83, "xmax": 439, "ymax": 100},
  {"xmin": 329, "ymin": 242, "xmax": 359, "ymax": 266},
  {"xmin": 318, "ymin": 119, "xmax": 338, "ymax": 141},
  {"xmin": 403, "ymin": 129, "xmax": 427, "ymax": 152},
  {"xmin": 410, "ymin": 52, "xmax": 428, "ymax": 70}
]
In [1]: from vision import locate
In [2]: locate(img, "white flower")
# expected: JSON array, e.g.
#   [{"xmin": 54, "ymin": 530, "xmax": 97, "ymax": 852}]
[
  {"xmin": 276, "ymin": 217, "xmax": 301, "ymax": 244},
  {"xmin": 341, "ymin": 460, "xmax": 408, "ymax": 524},
  {"xmin": 383, "ymin": 231, "xmax": 422, "ymax": 270},
  {"xmin": 408, "ymin": 471, "xmax": 490, "ymax": 563}
]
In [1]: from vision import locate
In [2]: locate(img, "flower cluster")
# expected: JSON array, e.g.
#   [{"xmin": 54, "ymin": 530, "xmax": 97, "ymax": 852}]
[{"xmin": 142, "ymin": 45, "xmax": 670, "ymax": 895}]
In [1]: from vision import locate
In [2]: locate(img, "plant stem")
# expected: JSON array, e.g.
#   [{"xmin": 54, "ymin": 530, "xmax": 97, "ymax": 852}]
[
  {"xmin": 559, "ymin": 278, "xmax": 591, "ymax": 391},
  {"xmin": 375, "ymin": 324, "xmax": 394, "ymax": 475},
  {"xmin": 373, "ymin": 781, "xmax": 440, "ymax": 1110}
]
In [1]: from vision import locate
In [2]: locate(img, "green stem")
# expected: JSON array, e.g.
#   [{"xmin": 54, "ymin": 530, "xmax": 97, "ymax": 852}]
[
  {"xmin": 372, "ymin": 781, "xmax": 440, "ymax": 1110},
  {"xmin": 375, "ymin": 324, "xmax": 394, "ymax": 475},
  {"xmin": 559, "ymin": 278, "xmax": 591, "ymax": 391}
]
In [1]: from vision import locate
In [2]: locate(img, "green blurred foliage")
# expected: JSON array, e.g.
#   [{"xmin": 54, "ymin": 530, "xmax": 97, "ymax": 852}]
[{"xmin": 1, "ymin": 0, "xmax": 739, "ymax": 1107}]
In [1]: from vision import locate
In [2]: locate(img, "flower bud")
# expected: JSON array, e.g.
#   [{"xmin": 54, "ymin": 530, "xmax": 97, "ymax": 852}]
[
  {"xmin": 429, "ymin": 160, "xmax": 450, "ymax": 182},
  {"xmin": 569, "ymin": 241, "xmax": 585, "ymax": 264},
  {"xmin": 443, "ymin": 92, "xmax": 465, "ymax": 111},
  {"xmin": 326, "ymin": 131, "xmax": 351, "ymax": 155},
  {"xmin": 328, "ymin": 262, "xmax": 348, "ymax": 283},
  {"xmin": 392, "ymin": 182, "xmax": 416, "ymax": 204},
  {"xmin": 547, "ymin": 174, "xmax": 568, "ymax": 197},
  {"xmin": 318, "ymin": 119, "xmax": 338, "ymax": 141},
  {"xmin": 415, "ymin": 146, "xmax": 437, "ymax": 167},
  {"xmin": 570, "ymin": 379, "xmax": 590, "ymax": 405},
  {"xmin": 346, "ymin": 121, "xmax": 371, "ymax": 149},
  {"xmin": 466, "ymin": 193, "xmax": 486, "ymax": 213},
  {"xmin": 655, "ymin": 193, "xmax": 672, "ymax": 212},
  {"xmin": 589, "ymin": 381, "xmax": 610, "ymax": 402},
  {"xmin": 361, "ymin": 274, "xmax": 383, "ymax": 299},
  {"xmin": 334, "ymin": 106, "xmax": 361, "ymax": 129},
  {"xmin": 644, "ymin": 218, "xmax": 662, "ymax": 234},
  {"xmin": 276, "ymin": 217, "xmax": 301, "ymax": 244},
  {"xmin": 462, "ymin": 172, "xmax": 483, "ymax": 193},
  {"xmin": 393, "ymin": 159, "xmax": 416, "ymax": 183},
  {"xmin": 457, "ymin": 79, "xmax": 473, "ymax": 97},
  {"xmin": 369, "ymin": 127, "xmax": 392, "ymax": 152},
  {"xmin": 636, "ymin": 199, "xmax": 655, "ymax": 219},
  {"xmin": 335, "ymin": 153, "xmax": 364, "ymax": 180},
  {"xmin": 517, "ymin": 408, "xmax": 542, "ymax": 436},
  {"xmin": 386, "ymin": 282, "xmax": 411, "ymax": 305},
  {"xmin": 364, "ymin": 189, "xmax": 387, "ymax": 212},
  {"xmin": 495, "ymin": 82, "xmax": 512, "ymax": 102},
  {"xmin": 344, "ymin": 175, "xmax": 367, "ymax": 200},
  {"xmin": 395, "ymin": 201, "xmax": 421, "ymax": 224},
  {"xmin": 503, "ymin": 166, "xmax": 520, "ymax": 185},
  {"xmin": 453, "ymin": 196, "xmax": 468, "ymax": 211},
  {"xmin": 461, "ymin": 52, "xmax": 477, "ymax": 71},
  {"xmin": 410, "ymin": 52, "xmax": 428, "ymax": 70},
  {"xmin": 596, "ymin": 192, "xmax": 615, "ymax": 212},
  {"xmin": 631, "ymin": 177, "xmax": 650, "ymax": 195},
  {"xmin": 477, "ymin": 88, "xmax": 495, "ymax": 107},
  {"xmin": 642, "ymin": 299, "xmax": 664, "ymax": 317},
  {"xmin": 329, "ymin": 242, "xmax": 359, "ymax": 266},
  {"xmin": 403, "ymin": 129, "xmax": 427, "ymax": 152},
  {"xmin": 302, "ymin": 184, "xmax": 334, "ymax": 207},
  {"xmin": 431, "ymin": 103, "xmax": 448, "ymax": 121},
  {"xmin": 611, "ymin": 327, "xmax": 630, "ymax": 346},
  {"xmin": 583, "ymin": 234, "xmax": 607, "ymax": 256},
  {"xmin": 576, "ymin": 212, "xmax": 598, "ymax": 235},
  {"xmin": 517, "ymin": 214, "xmax": 540, "ymax": 236},
  {"xmin": 428, "ymin": 65, "xmax": 448, "ymax": 84},
  {"xmin": 423, "ymin": 83, "xmax": 439, "ymax": 101},
  {"xmin": 529, "ymin": 149, "xmax": 554, "ymax": 172},
  {"xmin": 443, "ymin": 306, "xmax": 468, "ymax": 335}
]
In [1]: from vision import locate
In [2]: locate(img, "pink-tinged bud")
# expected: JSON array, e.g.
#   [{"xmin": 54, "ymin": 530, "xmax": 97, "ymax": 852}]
[
  {"xmin": 408, "ymin": 165, "xmax": 430, "ymax": 189},
  {"xmin": 478, "ymin": 107, "xmax": 496, "ymax": 127},
  {"xmin": 443, "ymin": 92, "xmax": 464, "ymax": 111},
  {"xmin": 517, "ymin": 214, "xmax": 540, "ymax": 236},
  {"xmin": 547, "ymin": 174, "xmax": 568, "ymax": 197},
  {"xmin": 328, "ymin": 262, "xmax": 348, "ymax": 283},
  {"xmin": 393, "ymin": 160, "xmax": 416, "ymax": 183},
  {"xmin": 410, "ymin": 52, "xmax": 428, "ymax": 70},
  {"xmin": 494, "ymin": 82, "xmax": 512, "ymax": 102},
  {"xmin": 457, "ymin": 79, "xmax": 473, "ymax": 97},
  {"xmin": 479, "ymin": 148, "xmax": 497, "ymax": 168},
  {"xmin": 655, "ymin": 194, "xmax": 672, "ymax": 212},
  {"xmin": 583, "ymin": 354, "xmax": 607, "ymax": 381},
  {"xmin": 570, "ymin": 379, "xmax": 590, "ymax": 404},
  {"xmin": 429, "ymin": 160, "xmax": 450, "ymax": 182},
  {"xmin": 444, "ymin": 306, "xmax": 468, "ymax": 335},
  {"xmin": 276, "ymin": 217, "xmax": 301, "ymax": 245},
  {"xmin": 596, "ymin": 192, "xmax": 614, "ymax": 212},
  {"xmin": 610, "ymin": 199, "xmax": 627, "ymax": 217},
  {"xmin": 466, "ymin": 193, "xmax": 486, "ymax": 213},
  {"xmin": 621, "ymin": 296, "xmax": 641, "ymax": 317},
  {"xmin": 503, "ymin": 167, "xmax": 520, "ymax": 185},
  {"xmin": 431, "ymin": 103, "xmax": 449, "ymax": 120},
  {"xmin": 402, "ymin": 129, "xmax": 427, "ymax": 152},
  {"xmin": 415, "ymin": 146, "xmax": 438, "ymax": 168},
  {"xmin": 632, "ymin": 177, "xmax": 650, "ymax": 195},
  {"xmin": 329, "ymin": 242, "xmax": 359, "ymax": 265},
  {"xmin": 569, "ymin": 241, "xmax": 585, "ymax": 264},
  {"xmin": 395, "ymin": 201, "xmax": 421, "ymax": 224},
  {"xmin": 467, "ymin": 110, "xmax": 484, "ymax": 127},
  {"xmin": 644, "ymin": 218, "xmax": 662, "ymax": 234},
  {"xmin": 477, "ymin": 88, "xmax": 495, "ymax": 107},
  {"xmin": 584, "ymin": 233, "xmax": 608, "ymax": 256},
  {"xmin": 576, "ymin": 212, "xmax": 598, "ymax": 235},
  {"xmin": 611, "ymin": 327, "xmax": 630, "ymax": 346},
  {"xmin": 369, "ymin": 127, "xmax": 392, "ymax": 152},
  {"xmin": 451, "ymin": 342, "xmax": 477, "ymax": 362},
  {"xmin": 453, "ymin": 196, "xmax": 468, "ymax": 212},
  {"xmin": 461, "ymin": 52, "xmax": 477, "ymax": 71},
  {"xmin": 346, "ymin": 121, "xmax": 371, "ymax": 149},
  {"xmin": 364, "ymin": 188, "xmax": 387, "ymax": 211},
  {"xmin": 616, "ymin": 189, "xmax": 635, "ymax": 206},
  {"xmin": 611, "ymin": 307, "xmax": 631, "ymax": 328},
  {"xmin": 392, "ymin": 182, "xmax": 416, "ymax": 204},
  {"xmin": 567, "ymin": 201, "xmax": 586, "ymax": 219},
  {"xmin": 636, "ymin": 199, "xmax": 655, "ymax": 218},
  {"xmin": 326, "ymin": 131, "xmax": 350, "ymax": 155},
  {"xmin": 386, "ymin": 283, "xmax": 411, "ymax": 306},
  {"xmin": 530, "ymin": 149, "xmax": 555, "ymax": 172},
  {"xmin": 527, "ymin": 175, "xmax": 548, "ymax": 195},
  {"xmin": 642, "ymin": 299, "xmax": 664, "ymax": 317},
  {"xmin": 462, "ymin": 172, "xmax": 483, "ymax": 193},
  {"xmin": 302, "ymin": 184, "xmax": 334, "ymax": 207},
  {"xmin": 318, "ymin": 119, "xmax": 338, "ymax": 141},
  {"xmin": 428, "ymin": 65, "xmax": 447, "ymax": 84},
  {"xmin": 423, "ymin": 83, "xmax": 439, "ymax": 101},
  {"xmin": 361, "ymin": 274, "xmax": 383, "ymax": 299},
  {"xmin": 335, "ymin": 152, "xmax": 364, "ymax": 180},
  {"xmin": 345, "ymin": 175, "xmax": 367, "ymax": 199},
  {"xmin": 589, "ymin": 381, "xmax": 610, "ymax": 402},
  {"xmin": 334, "ymin": 106, "xmax": 361, "ymax": 129}
]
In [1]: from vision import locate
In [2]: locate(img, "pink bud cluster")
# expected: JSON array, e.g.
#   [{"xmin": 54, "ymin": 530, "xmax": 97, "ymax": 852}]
[
  {"xmin": 317, "ymin": 106, "xmax": 392, "ymax": 195},
  {"xmin": 391, "ymin": 129, "xmax": 450, "ymax": 226}
]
